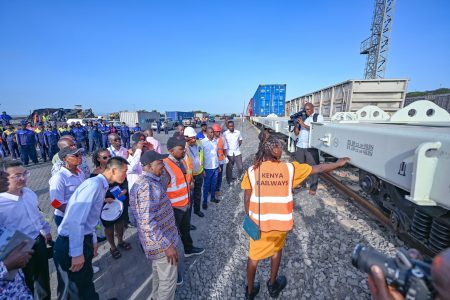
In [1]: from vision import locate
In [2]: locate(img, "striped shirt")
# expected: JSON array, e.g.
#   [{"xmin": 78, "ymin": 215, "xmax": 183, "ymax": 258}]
[{"xmin": 129, "ymin": 172, "xmax": 179, "ymax": 260}]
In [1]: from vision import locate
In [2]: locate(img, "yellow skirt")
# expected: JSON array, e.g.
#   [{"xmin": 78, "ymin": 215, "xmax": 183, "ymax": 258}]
[{"xmin": 248, "ymin": 231, "xmax": 287, "ymax": 260}]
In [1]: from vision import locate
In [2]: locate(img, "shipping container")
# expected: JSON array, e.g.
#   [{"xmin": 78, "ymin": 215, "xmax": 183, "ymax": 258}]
[
  {"xmin": 119, "ymin": 111, "xmax": 160, "ymax": 129},
  {"xmin": 252, "ymin": 84, "xmax": 286, "ymax": 117},
  {"xmin": 165, "ymin": 111, "xmax": 194, "ymax": 125},
  {"xmin": 285, "ymin": 79, "xmax": 408, "ymax": 118}
]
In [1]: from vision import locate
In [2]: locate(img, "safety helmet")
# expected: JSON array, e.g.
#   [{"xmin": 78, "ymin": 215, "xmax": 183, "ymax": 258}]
[
  {"xmin": 212, "ymin": 124, "xmax": 221, "ymax": 132},
  {"xmin": 183, "ymin": 126, "xmax": 196, "ymax": 138}
]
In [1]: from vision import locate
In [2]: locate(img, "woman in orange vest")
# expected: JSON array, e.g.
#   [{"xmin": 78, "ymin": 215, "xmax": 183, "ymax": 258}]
[{"xmin": 241, "ymin": 133, "xmax": 349, "ymax": 299}]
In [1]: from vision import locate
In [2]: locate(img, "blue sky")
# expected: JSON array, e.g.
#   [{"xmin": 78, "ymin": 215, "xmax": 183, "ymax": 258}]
[{"xmin": 1, "ymin": 0, "xmax": 449, "ymax": 115}]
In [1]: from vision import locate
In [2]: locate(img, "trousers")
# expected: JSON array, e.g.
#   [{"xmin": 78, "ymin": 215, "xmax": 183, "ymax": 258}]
[
  {"xmin": 7, "ymin": 141, "xmax": 20, "ymax": 159},
  {"xmin": 121, "ymin": 137, "xmax": 130, "ymax": 149},
  {"xmin": 101, "ymin": 135, "xmax": 109, "ymax": 148},
  {"xmin": 23, "ymin": 235, "xmax": 51, "ymax": 300},
  {"xmin": 216, "ymin": 164, "xmax": 224, "ymax": 192},
  {"xmin": 38, "ymin": 144, "xmax": 48, "ymax": 161},
  {"xmin": 192, "ymin": 174, "xmax": 203, "ymax": 213},
  {"xmin": 53, "ymin": 235, "xmax": 98, "ymax": 300},
  {"xmin": 150, "ymin": 239, "xmax": 184, "ymax": 300},
  {"xmin": 203, "ymin": 168, "xmax": 218, "ymax": 203},
  {"xmin": 226, "ymin": 154, "xmax": 243, "ymax": 184},
  {"xmin": 19, "ymin": 144, "xmax": 38, "ymax": 165},
  {"xmin": 173, "ymin": 208, "xmax": 193, "ymax": 252},
  {"xmin": 295, "ymin": 147, "xmax": 320, "ymax": 191}
]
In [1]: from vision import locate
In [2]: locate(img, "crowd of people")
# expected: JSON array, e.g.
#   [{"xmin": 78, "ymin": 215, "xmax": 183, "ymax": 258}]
[
  {"xmin": 0, "ymin": 116, "xmax": 245, "ymax": 299},
  {"xmin": 1, "ymin": 105, "xmax": 449, "ymax": 300}
]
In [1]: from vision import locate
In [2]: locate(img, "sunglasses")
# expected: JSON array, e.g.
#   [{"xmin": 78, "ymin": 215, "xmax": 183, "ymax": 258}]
[
  {"xmin": 101, "ymin": 156, "xmax": 111, "ymax": 160},
  {"xmin": 114, "ymin": 139, "xmax": 121, "ymax": 142}
]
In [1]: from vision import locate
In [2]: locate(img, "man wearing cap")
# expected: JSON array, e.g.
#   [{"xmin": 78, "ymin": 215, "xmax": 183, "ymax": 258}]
[
  {"xmin": 184, "ymin": 127, "xmax": 205, "ymax": 217},
  {"xmin": 161, "ymin": 137, "xmax": 205, "ymax": 257},
  {"xmin": 49, "ymin": 147, "xmax": 84, "ymax": 226},
  {"xmin": 130, "ymin": 150, "xmax": 184, "ymax": 299},
  {"xmin": 196, "ymin": 122, "xmax": 208, "ymax": 140},
  {"xmin": 53, "ymin": 156, "xmax": 129, "ymax": 299},
  {"xmin": 16, "ymin": 121, "xmax": 38, "ymax": 165},
  {"xmin": 34, "ymin": 123, "xmax": 48, "ymax": 162}
]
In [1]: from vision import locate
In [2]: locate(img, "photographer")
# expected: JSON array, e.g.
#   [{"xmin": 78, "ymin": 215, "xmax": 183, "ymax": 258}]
[
  {"xmin": 293, "ymin": 103, "xmax": 323, "ymax": 195},
  {"xmin": 367, "ymin": 248, "xmax": 450, "ymax": 300}
]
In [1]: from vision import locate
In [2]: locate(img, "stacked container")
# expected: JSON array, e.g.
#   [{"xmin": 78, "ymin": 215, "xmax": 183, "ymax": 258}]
[{"xmin": 252, "ymin": 84, "xmax": 286, "ymax": 117}]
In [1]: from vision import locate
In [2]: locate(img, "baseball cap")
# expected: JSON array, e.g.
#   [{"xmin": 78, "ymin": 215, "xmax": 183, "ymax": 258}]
[
  {"xmin": 201, "ymin": 122, "xmax": 207, "ymax": 126},
  {"xmin": 167, "ymin": 137, "xmax": 186, "ymax": 150},
  {"xmin": 20, "ymin": 120, "xmax": 28, "ymax": 125},
  {"xmin": 58, "ymin": 147, "xmax": 82, "ymax": 160},
  {"xmin": 140, "ymin": 150, "xmax": 168, "ymax": 166}
]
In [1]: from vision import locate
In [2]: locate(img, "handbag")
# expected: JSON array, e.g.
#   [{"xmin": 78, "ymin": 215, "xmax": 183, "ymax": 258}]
[{"xmin": 242, "ymin": 167, "xmax": 261, "ymax": 240}]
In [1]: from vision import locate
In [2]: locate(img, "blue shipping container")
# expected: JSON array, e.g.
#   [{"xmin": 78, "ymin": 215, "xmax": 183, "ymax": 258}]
[
  {"xmin": 166, "ymin": 111, "xmax": 194, "ymax": 123},
  {"xmin": 252, "ymin": 84, "xmax": 286, "ymax": 117}
]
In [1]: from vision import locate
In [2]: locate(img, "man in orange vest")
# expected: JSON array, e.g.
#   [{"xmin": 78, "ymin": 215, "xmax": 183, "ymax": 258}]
[
  {"xmin": 212, "ymin": 124, "xmax": 227, "ymax": 201},
  {"xmin": 241, "ymin": 134, "xmax": 349, "ymax": 299},
  {"xmin": 161, "ymin": 137, "xmax": 205, "ymax": 258}
]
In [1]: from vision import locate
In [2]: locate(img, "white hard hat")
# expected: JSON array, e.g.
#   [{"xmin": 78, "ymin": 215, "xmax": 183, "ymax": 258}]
[{"xmin": 183, "ymin": 127, "xmax": 196, "ymax": 138}]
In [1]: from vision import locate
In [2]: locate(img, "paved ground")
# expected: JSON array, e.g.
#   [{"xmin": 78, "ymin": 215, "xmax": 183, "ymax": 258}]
[{"xmin": 25, "ymin": 120, "xmax": 401, "ymax": 299}]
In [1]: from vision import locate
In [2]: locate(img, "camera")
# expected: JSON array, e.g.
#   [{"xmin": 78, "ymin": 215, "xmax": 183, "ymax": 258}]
[
  {"xmin": 352, "ymin": 244, "xmax": 434, "ymax": 299},
  {"xmin": 288, "ymin": 109, "xmax": 307, "ymax": 127}
]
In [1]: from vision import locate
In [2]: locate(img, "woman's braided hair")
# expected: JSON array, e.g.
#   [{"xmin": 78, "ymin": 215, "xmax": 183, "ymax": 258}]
[{"xmin": 253, "ymin": 131, "xmax": 281, "ymax": 169}]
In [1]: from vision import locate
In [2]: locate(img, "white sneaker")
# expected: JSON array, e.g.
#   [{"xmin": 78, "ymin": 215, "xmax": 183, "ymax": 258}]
[{"xmin": 92, "ymin": 265, "xmax": 100, "ymax": 274}]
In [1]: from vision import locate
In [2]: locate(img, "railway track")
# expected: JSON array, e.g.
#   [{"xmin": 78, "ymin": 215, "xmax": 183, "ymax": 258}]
[{"xmin": 320, "ymin": 171, "xmax": 436, "ymax": 258}]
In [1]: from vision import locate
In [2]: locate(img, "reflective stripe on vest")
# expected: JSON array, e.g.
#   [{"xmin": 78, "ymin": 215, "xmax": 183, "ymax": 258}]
[
  {"xmin": 248, "ymin": 162, "xmax": 294, "ymax": 232},
  {"xmin": 163, "ymin": 158, "xmax": 190, "ymax": 207},
  {"xmin": 217, "ymin": 137, "xmax": 225, "ymax": 161}
]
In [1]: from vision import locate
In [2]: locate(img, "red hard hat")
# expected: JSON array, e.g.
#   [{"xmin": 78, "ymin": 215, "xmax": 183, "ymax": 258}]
[{"xmin": 212, "ymin": 124, "xmax": 221, "ymax": 132}]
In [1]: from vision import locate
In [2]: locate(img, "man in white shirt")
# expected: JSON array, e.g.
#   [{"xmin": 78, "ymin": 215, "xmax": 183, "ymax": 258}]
[
  {"xmin": 201, "ymin": 127, "xmax": 220, "ymax": 209},
  {"xmin": 49, "ymin": 147, "xmax": 85, "ymax": 226},
  {"xmin": 108, "ymin": 133, "xmax": 129, "ymax": 159},
  {"xmin": 0, "ymin": 160, "xmax": 52, "ymax": 299},
  {"xmin": 293, "ymin": 103, "xmax": 324, "ymax": 195},
  {"xmin": 223, "ymin": 121, "xmax": 243, "ymax": 184}
]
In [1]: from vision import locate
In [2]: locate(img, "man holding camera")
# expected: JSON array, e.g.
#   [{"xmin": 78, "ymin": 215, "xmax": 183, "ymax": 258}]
[
  {"xmin": 367, "ymin": 247, "xmax": 450, "ymax": 300},
  {"xmin": 293, "ymin": 103, "xmax": 323, "ymax": 195}
]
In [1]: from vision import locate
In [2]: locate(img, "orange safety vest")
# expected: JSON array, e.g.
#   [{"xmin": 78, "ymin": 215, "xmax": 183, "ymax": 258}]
[
  {"xmin": 247, "ymin": 161, "xmax": 294, "ymax": 232},
  {"xmin": 217, "ymin": 136, "xmax": 226, "ymax": 161},
  {"xmin": 163, "ymin": 158, "xmax": 190, "ymax": 208}
]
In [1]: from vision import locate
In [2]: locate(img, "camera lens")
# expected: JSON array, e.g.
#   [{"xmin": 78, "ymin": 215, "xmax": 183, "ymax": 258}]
[{"xmin": 351, "ymin": 244, "xmax": 364, "ymax": 268}]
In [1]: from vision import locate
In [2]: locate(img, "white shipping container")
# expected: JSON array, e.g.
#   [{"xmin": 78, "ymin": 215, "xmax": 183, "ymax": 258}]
[
  {"xmin": 119, "ymin": 111, "xmax": 160, "ymax": 129},
  {"xmin": 286, "ymin": 79, "xmax": 408, "ymax": 118}
]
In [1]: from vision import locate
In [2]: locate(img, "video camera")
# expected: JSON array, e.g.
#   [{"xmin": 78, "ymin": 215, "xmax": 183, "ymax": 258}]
[
  {"xmin": 288, "ymin": 109, "xmax": 307, "ymax": 128},
  {"xmin": 352, "ymin": 244, "xmax": 434, "ymax": 300}
]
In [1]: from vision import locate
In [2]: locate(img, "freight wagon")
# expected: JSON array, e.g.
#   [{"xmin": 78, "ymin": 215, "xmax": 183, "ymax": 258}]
[{"xmin": 286, "ymin": 79, "xmax": 408, "ymax": 118}]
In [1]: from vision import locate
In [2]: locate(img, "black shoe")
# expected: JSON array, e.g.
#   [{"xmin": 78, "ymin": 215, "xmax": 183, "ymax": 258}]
[
  {"xmin": 184, "ymin": 246, "xmax": 205, "ymax": 257},
  {"xmin": 211, "ymin": 199, "xmax": 220, "ymax": 204},
  {"xmin": 190, "ymin": 224, "xmax": 196, "ymax": 230},
  {"xmin": 245, "ymin": 282, "xmax": 260, "ymax": 300},
  {"xmin": 194, "ymin": 211, "xmax": 205, "ymax": 217},
  {"xmin": 202, "ymin": 203, "xmax": 208, "ymax": 210},
  {"xmin": 267, "ymin": 276, "xmax": 287, "ymax": 298}
]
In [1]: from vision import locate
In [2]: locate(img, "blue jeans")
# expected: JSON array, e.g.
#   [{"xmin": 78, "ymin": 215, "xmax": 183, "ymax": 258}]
[{"xmin": 203, "ymin": 168, "xmax": 219, "ymax": 204}]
